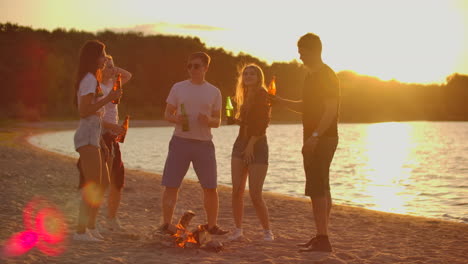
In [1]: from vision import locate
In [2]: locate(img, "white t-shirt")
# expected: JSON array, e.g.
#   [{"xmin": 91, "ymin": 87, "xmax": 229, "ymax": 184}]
[
  {"xmin": 77, "ymin": 73, "xmax": 104, "ymax": 116},
  {"xmin": 166, "ymin": 80, "xmax": 222, "ymax": 141},
  {"xmin": 101, "ymin": 82, "xmax": 119, "ymax": 125}
]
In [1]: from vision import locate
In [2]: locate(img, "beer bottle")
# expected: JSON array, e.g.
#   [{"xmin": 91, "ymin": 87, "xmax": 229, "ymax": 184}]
[
  {"xmin": 117, "ymin": 115, "xmax": 129, "ymax": 143},
  {"xmin": 180, "ymin": 103, "xmax": 189, "ymax": 132},
  {"xmin": 112, "ymin": 73, "xmax": 122, "ymax": 104},
  {"xmin": 268, "ymin": 75, "xmax": 276, "ymax": 96},
  {"xmin": 225, "ymin": 96, "xmax": 235, "ymax": 125}
]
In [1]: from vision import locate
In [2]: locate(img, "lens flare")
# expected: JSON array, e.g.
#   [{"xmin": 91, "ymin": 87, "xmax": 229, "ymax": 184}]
[
  {"xmin": 35, "ymin": 207, "xmax": 67, "ymax": 244},
  {"xmin": 3, "ymin": 231, "xmax": 38, "ymax": 257},
  {"xmin": 36, "ymin": 239, "xmax": 67, "ymax": 256},
  {"xmin": 81, "ymin": 182, "xmax": 103, "ymax": 207},
  {"xmin": 2, "ymin": 197, "xmax": 68, "ymax": 258}
]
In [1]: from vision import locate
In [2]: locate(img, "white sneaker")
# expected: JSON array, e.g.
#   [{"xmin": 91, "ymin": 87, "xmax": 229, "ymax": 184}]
[
  {"xmin": 263, "ymin": 230, "xmax": 275, "ymax": 241},
  {"xmin": 227, "ymin": 228, "xmax": 244, "ymax": 241},
  {"xmin": 73, "ymin": 231, "xmax": 101, "ymax": 242},
  {"xmin": 88, "ymin": 228, "xmax": 105, "ymax": 240}
]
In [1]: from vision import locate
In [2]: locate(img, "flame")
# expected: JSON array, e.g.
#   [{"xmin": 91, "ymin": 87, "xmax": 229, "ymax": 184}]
[
  {"xmin": 268, "ymin": 76, "xmax": 276, "ymax": 95},
  {"xmin": 171, "ymin": 224, "xmax": 198, "ymax": 248}
]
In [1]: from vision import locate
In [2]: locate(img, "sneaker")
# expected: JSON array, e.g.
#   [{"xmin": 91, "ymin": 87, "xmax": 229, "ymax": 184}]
[
  {"xmin": 203, "ymin": 224, "xmax": 229, "ymax": 235},
  {"xmin": 299, "ymin": 236, "xmax": 332, "ymax": 252},
  {"xmin": 297, "ymin": 236, "xmax": 319, "ymax": 247},
  {"xmin": 227, "ymin": 228, "xmax": 243, "ymax": 241},
  {"xmin": 88, "ymin": 228, "xmax": 105, "ymax": 240},
  {"xmin": 73, "ymin": 231, "xmax": 101, "ymax": 242},
  {"xmin": 263, "ymin": 230, "xmax": 275, "ymax": 241}
]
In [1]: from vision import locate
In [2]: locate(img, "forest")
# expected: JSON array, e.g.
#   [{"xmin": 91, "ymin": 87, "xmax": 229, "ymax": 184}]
[{"xmin": 1, "ymin": 23, "xmax": 467, "ymax": 122}]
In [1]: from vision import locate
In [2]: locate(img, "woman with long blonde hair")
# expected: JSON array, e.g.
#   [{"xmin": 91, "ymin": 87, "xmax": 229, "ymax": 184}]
[{"xmin": 229, "ymin": 64, "xmax": 274, "ymax": 241}]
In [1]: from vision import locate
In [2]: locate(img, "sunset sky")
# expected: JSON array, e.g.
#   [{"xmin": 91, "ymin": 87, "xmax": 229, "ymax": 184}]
[{"xmin": 1, "ymin": 0, "xmax": 467, "ymax": 84}]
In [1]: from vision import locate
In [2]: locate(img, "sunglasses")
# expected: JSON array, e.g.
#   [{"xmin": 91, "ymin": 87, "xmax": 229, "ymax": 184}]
[{"xmin": 187, "ymin": 63, "xmax": 202, "ymax": 70}]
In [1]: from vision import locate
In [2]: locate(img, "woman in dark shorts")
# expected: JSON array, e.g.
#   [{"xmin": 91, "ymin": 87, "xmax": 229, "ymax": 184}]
[{"xmin": 229, "ymin": 64, "xmax": 274, "ymax": 241}]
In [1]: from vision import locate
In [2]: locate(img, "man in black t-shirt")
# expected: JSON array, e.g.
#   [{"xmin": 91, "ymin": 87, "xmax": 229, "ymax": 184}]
[{"xmin": 274, "ymin": 33, "xmax": 340, "ymax": 252}]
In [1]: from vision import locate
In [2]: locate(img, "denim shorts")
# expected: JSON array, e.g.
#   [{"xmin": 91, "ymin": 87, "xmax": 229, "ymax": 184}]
[
  {"xmin": 74, "ymin": 115, "xmax": 102, "ymax": 151},
  {"xmin": 303, "ymin": 137, "xmax": 338, "ymax": 198},
  {"xmin": 231, "ymin": 135, "xmax": 269, "ymax": 165},
  {"xmin": 162, "ymin": 136, "xmax": 217, "ymax": 189}
]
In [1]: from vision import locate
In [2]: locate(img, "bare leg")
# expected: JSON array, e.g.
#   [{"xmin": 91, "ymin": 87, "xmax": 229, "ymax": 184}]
[
  {"xmin": 107, "ymin": 186, "xmax": 122, "ymax": 219},
  {"xmin": 248, "ymin": 164, "xmax": 270, "ymax": 230},
  {"xmin": 327, "ymin": 190, "xmax": 332, "ymax": 223},
  {"xmin": 162, "ymin": 187, "xmax": 179, "ymax": 225},
  {"xmin": 105, "ymin": 149, "xmax": 122, "ymax": 219},
  {"xmin": 88, "ymin": 146, "xmax": 109, "ymax": 229},
  {"xmin": 76, "ymin": 145, "xmax": 102, "ymax": 233},
  {"xmin": 311, "ymin": 195, "xmax": 329, "ymax": 236},
  {"xmin": 203, "ymin": 188, "xmax": 219, "ymax": 228},
  {"xmin": 231, "ymin": 157, "xmax": 248, "ymax": 228}
]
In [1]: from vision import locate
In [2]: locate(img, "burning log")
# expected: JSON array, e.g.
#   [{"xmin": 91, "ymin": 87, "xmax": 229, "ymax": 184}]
[
  {"xmin": 172, "ymin": 210, "xmax": 199, "ymax": 248},
  {"xmin": 178, "ymin": 210, "xmax": 195, "ymax": 229},
  {"xmin": 154, "ymin": 210, "xmax": 223, "ymax": 252}
]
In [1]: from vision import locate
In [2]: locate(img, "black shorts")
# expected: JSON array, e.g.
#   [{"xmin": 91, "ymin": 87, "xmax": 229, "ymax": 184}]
[
  {"xmin": 303, "ymin": 137, "xmax": 338, "ymax": 198},
  {"xmin": 232, "ymin": 135, "xmax": 269, "ymax": 165},
  {"xmin": 102, "ymin": 133, "xmax": 125, "ymax": 189}
]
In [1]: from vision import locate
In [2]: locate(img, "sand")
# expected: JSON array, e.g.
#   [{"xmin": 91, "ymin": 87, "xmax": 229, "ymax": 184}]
[{"xmin": 0, "ymin": 123, "xmax": 467, "ymax": 264}]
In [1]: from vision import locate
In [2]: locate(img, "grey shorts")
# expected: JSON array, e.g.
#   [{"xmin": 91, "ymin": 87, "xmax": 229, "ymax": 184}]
[
  {"xmin": 162, "ymin": 136, "xmax": 217, "ymax": 189},
  {"xmin": 303, "ymin": 137, "xmax": 338, "ymax": 198},
  {"xmin": 232, "ymin": 135, "xmax": 269, "ymax": 165},
  {"xmin": 74, "ymin": 115, "xmax": 102, "ymax": 151}
]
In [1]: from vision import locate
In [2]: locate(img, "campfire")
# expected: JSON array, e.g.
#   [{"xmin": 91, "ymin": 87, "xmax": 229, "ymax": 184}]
[{"xmin": 154, "ymin": 210, "xmax": 223, "ymax": 252}]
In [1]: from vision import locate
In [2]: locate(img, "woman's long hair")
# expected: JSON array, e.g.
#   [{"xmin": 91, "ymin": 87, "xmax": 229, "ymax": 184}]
[
  {"xmin": 234, "ymin": 64, "xmax": 266, "ymax": 120},
  {"xmin": 74, "ymin": 40, "xmax": 105, "ymax": 107}
]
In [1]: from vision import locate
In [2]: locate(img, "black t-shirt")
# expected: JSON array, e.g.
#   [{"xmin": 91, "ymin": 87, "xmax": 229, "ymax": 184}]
[
  {"xmin": 302, "ymin": 64, "xmax": 340, "ymax": 141},
  {"xmin": 238, "ymin": 89, "xmax": 271, "ymax": 138}
]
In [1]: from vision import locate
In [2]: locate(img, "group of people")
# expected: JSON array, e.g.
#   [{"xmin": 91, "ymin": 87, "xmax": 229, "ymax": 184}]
[{"xmin": 73, "ymin": 32, "xmax": 340, "ymax": 253}]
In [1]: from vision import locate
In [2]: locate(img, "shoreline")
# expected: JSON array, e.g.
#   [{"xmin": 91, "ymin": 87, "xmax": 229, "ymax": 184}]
[
  {"xmin": 1, "ymin": 124, "xmax": 467, "ymax": 263},
  {"xmin": 25, "ymin": 122, "xmax": 467, "ymax": 224}
]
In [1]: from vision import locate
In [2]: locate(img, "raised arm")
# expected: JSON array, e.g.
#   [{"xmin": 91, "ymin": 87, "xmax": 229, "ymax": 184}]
[
  {"xmin": 275, "ymin": 96, "xmax": 304, "ymax": 114},
  {"xmin": 114, "ymin": 66, "xmax": 132, "ymax": 85}
]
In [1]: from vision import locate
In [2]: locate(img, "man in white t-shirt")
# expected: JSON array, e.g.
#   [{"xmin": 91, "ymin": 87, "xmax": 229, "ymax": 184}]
[{"xmin": 161, "ymin": 52, "xmax": 228, "ymax": 235}]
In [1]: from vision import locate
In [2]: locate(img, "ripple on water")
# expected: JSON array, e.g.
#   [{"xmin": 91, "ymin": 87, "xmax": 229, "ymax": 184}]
[{"xmin": 29, "ymin": 122, "xmax": 468, "ymax": 222}]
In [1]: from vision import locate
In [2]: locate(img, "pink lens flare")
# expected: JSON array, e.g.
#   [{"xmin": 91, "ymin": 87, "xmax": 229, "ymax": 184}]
[
  {"xmin": 36, "ymin": 239, "xmax": 67, "ymax": 256},
  {"xmin": 2, "ymin": 231, "xmax": 38, "ymax": 257},
  {"xmin": 3, "ymin": 197, "xmax": 69, "ymax": 258},
  {"xmin": 35, "ymin": 207, "xmax": 67, "ymax": 244}
]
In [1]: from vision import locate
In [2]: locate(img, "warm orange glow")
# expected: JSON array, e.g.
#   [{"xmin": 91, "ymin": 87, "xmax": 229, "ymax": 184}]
[
  {"xmin": 0, "ymin": 0, "xmax": 467, "ymax": 83},
  {"xmin": 81, "ymin": 182, "xmax": 103, "ymax": 207},
  {"xmin": 361, "ymin": 122, "xmax": 416, "ymax": 213},
  {"xmin": 171, "ymin": 224, "xmax": 198, "ymax": 248},
  {"xmin": 268, "ymin": 76, "xmax": 277, "ymax": 96}
]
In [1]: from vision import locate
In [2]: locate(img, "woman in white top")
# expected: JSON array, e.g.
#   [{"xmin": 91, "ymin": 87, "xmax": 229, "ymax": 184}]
[
  {"xmin": 73, "ymin": 40, "xmax": 122, "ymax": 242},
  {"xmin": 100, "ymin": 55, "xmax": 132, "ymax": 231}
]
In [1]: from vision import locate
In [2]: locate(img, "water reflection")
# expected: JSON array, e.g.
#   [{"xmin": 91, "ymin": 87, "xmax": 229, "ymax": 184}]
[
  {"xmin": 28, "ymin": 122, "xmax": 468, "ymax": 222},
  {"xmin": 361, "ymin": 122, "xmax": 415, "ymax": 214}
]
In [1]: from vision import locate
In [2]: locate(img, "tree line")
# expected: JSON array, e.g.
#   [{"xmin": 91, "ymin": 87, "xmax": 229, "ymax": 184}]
[{"xmin": 1, "ymin": 23, "xmax": 467, "ymax": 122}]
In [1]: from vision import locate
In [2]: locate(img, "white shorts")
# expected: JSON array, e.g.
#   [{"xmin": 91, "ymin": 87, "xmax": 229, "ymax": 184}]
[{"xmin": 74, "ymin": 115, "xmax": 102, "ymax": 151}]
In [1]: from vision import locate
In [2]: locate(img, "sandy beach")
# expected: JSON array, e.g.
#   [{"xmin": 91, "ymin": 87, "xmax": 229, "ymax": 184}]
[{"xmin": 0, "ymin": 123, "xmax": 467, "ymax": 264}]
